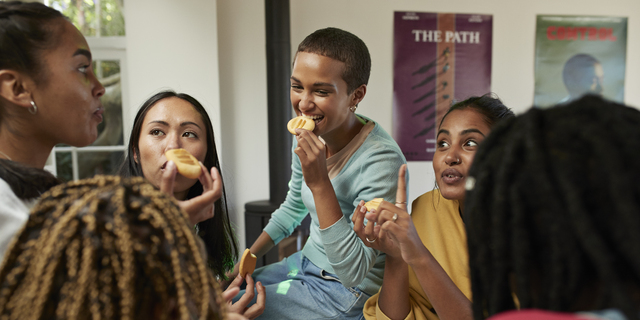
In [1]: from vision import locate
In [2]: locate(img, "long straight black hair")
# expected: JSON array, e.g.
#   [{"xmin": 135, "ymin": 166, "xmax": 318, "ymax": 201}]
[{"xmin": 119, "ymin": 90, "xmax": 238, "ymax": 279}]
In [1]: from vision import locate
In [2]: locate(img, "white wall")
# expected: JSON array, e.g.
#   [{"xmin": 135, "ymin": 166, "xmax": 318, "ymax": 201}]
[
  {"xmin": 216, "ymin": 0, "xmax": 640, "ymax": 250},
  {"xmin": 125, "ymin": 0, "xmax": 222, "ymax": 150},
  {"xmin": 123, "ymin": 0, "xmax": 640, "ymax": 251}
]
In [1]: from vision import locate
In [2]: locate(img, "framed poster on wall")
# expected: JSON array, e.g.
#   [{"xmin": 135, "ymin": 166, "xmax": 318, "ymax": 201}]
[
  {"xmin": 393, "ymin": 12, "xmax": 493, "ymax": 161},
  {"xmin": 534, "ymin": 15, "xmax": 627, "ymax": 108}
]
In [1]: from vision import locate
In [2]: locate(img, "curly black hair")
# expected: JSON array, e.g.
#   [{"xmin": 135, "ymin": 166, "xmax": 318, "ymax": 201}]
[{"xmin": 465, "ymin": 95, "xmax": 640, "ymax": 319}]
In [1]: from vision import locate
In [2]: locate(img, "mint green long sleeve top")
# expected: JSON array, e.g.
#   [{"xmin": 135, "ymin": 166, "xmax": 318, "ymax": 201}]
[{"xmin": 263, "ymin": 119, "xmax": 407, "ymax": 296}]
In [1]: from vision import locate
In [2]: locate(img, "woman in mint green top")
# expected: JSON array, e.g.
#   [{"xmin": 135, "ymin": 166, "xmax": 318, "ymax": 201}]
[{"xmin": 231, "ymin": 27, "xmax": 406, "ymax": 319}]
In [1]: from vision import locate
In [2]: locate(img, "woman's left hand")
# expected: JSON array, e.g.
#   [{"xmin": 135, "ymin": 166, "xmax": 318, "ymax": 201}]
[
  {"xmin": 293, "ymin": 129, "xmax": 329, "ymax": 190},
  {"xmin": 353, "ymin": 200, "xmax": 399, "ymax": 255},
  {"xmin": 160, "ymin": 161, "xmax": 222, "ymax": 226},
  {"xmin": 376, "ymin": 203, "xmax": 428, "ymax": 266}
]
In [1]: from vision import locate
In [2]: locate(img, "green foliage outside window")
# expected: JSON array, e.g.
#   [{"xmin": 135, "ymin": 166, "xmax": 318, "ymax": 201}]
[{"xmin": 48, "ymin": 0, "xmax": 125, "ymax": 37}]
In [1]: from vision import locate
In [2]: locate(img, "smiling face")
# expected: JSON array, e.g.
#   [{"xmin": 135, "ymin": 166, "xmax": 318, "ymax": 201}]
[
  {"xmin": 290, "ymin": 52, "xmax": 361, "ymax": 143},
  {"xmin": 136, "ymin": 97, "xmax": 207, "ymax": 199},
  {"xmin": 433, "ymin": 108, "xmax": 491, "ymax": 201},
  {"xmin": 31, "ymin": 19, "xmax": 105, "ymax": 148}
]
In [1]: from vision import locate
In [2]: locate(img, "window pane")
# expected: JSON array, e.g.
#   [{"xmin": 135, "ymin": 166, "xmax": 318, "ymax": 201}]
[
  {"xmin": 78, "ymin": 150, "xmax": 124, "ymax": 179},
  {"xmin": 55, "ymin": 152, "xmax": 73, "ymax": 182},
  {"xmin": 48, "ymin": 0, "xmax": 125, "ymax": 37},
  {"xmin": 99, "ymin": 0, "xmax": 125, "ymax": 36},
  {"xmin": 94, "ymin": 60, "xmax": 124, "ymax": 146}
]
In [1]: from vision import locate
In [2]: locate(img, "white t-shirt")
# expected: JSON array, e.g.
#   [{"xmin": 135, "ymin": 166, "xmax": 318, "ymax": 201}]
[{"xmin": 0, "ymin": 178, "xmax": 36, "ymax": 263}]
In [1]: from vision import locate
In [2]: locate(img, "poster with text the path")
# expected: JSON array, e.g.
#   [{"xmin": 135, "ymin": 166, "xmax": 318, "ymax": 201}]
[
  {"xmin": 393, "ymin": 12, "xmax": 492, "ymax": 161},
  {"xmin": 534, "ymin": 15, "xmax": 627, "ymax": 108}
]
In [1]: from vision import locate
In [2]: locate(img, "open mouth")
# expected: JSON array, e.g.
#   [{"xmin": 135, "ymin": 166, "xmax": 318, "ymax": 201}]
[
  {"xmin": 441, "ymin": 168, "xmax": 463, "ymax": 184},
  {"xmin": 303, "ymin": 114, "xmax": 324, "ymax": 125},
  {"xmin": 93, "ymin": 107, "xmax": 104, "ymax": 122}
]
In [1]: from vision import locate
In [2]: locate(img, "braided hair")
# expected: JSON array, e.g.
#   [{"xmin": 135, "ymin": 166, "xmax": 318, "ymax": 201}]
[
  {"xmin": 0, "ymin": 175, "xmax": 226, "ymax": 320},
  {"xmin": 465, "ymin": 95, "xmax": 640, "ymax": 319}
]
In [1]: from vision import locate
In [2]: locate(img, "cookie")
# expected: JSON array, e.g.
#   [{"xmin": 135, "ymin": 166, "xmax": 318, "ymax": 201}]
[
  {"xmin": 364, "ymin": 198, "xmax": 383, "ymax": 212},
  {"xmin": 239, "ymin": 248, "xmax": 257, "ymax": 278},
  {"xmin": 287, "ymin": 116, "xmax": 315, "ymax": 134},
  {"xmin": 165, "ymin": 149, "xmax": 201, "ymax": 179}
]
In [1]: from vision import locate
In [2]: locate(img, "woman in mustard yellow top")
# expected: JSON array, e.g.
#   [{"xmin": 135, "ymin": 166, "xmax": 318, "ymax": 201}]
[{"xmin": 353, "ymin": 95, "xmax": 514, "ymax": 320}]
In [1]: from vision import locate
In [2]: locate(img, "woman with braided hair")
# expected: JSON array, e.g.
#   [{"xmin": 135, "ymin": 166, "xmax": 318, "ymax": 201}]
[
  {"xmin": 464, "ymin": 95, "xmax": 640, "ymax": 320},
  {"xmin": 354, "ymin": 94, "xmax": 515, "ymax": 320},
  {"xmin": 0, "ymin": 175, "xmax": 246, "ymax": 319},
  {"xmin": 0, "ymin": 1, "xmax": 105, "ymax": 262}
]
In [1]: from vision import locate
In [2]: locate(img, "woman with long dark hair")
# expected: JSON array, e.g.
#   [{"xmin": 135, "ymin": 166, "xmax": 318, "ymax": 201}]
[{"xmin": 119, "ymin": 90, "xmax": 236, "ymax": 279}]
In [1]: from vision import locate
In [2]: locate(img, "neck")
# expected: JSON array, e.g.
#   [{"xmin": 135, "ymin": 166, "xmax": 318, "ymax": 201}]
[
  {"xmin": 174, "ymin": 189, "xmax": 189, "ymax": 201},
  {"xmin": 0, "ymin": 127, "xmax": 53, "ymax": 169},
  {"xmin": 321, "ymin": 114, "xmax": 364, "ymax": 158}
]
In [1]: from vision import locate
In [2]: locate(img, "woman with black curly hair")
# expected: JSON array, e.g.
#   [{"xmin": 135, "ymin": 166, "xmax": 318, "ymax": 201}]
[{"xmin": 465, "ymin": 95, "xmax": 640, "ymax": 320}]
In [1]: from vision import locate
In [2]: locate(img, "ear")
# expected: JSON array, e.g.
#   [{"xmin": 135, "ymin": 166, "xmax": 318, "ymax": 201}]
[
  {"xmin": 0, "ymin": 70, "xmax": 35, "ymax": 109},
  {"xmin": 350, "ymin": 84, "xmax": 367, "ymax": 107},
  {"xmin": 133, "ymin": 148, "xmax": 139, "ymax": 164}
]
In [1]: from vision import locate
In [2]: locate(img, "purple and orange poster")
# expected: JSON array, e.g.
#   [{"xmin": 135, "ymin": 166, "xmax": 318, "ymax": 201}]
[{"xmin": 393, "ymin": 12, "xmax": 492, "ymax": 161}]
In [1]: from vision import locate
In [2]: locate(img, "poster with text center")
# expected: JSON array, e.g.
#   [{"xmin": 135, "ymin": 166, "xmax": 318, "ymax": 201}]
[
  {"xmin": 534, "ymin": 15, "xmax": 627, "ymax": 108},
  {"xmin": 393, "ymin": 12, "xmax": 492, "ymax": 161}
]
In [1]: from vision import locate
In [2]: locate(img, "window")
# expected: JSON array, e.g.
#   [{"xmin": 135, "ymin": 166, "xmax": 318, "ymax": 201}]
[{"xmin": 44, "ymin": 0, "xmax": 129, "ymax": 181}]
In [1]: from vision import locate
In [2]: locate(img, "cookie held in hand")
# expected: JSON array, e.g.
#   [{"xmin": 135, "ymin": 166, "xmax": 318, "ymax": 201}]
[
  {"xmin": 165, "ymin": 149, "xmax": 201, "ymax": 179},
  {"xmin": 287, "ymin": 116, "xmax": 315, "ymax": 134},
  {"xmin": 239, "ymin": 248, "xmax": 257, "ymax": 278},
  {"xmin": 364, "ymin": 198, "xmax": 383, "ymax": 212}
]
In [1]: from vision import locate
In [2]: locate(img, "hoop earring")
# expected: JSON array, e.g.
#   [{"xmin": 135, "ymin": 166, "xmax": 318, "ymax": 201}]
[
  {"xmin": 349, "ymin": 105, "xmax": 357, "ymax": 113},
  {"xmin": 29, "ymin": 101, "xmax": 38, "ymax": 115}
]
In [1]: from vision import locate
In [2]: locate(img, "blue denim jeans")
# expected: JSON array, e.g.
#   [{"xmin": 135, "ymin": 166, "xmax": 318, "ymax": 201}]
[{"xmin": 233, "ymin": 251, "xmax": 369, "ymax": 319}]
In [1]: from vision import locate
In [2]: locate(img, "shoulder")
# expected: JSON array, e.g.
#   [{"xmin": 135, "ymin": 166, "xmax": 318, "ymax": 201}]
[
  {"xmin": 357, "ymin": 120, "xmax": 404, "ymax": 161},
  {"xmin": 411, "ymin": 190, "xmax": 459, "ymax": 220},
  {"xmin": 0, "ymin": 177, "xmax": 32, "ymax": 215},
  {"xmin": 0, "ymin": 160, "xmax": 60, "ymax": 200}
]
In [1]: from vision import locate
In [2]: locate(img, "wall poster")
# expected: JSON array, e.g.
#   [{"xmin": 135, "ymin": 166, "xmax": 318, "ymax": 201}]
[
  {"xmin": 534, "ymin": 15, "xmax": 627, "ymax": 108},
  {"xmin": 393, "ymin": 12, "xmax": 493, "ymax": 161}
]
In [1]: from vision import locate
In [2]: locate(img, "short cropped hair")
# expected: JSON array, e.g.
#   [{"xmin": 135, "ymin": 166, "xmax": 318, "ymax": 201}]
[{"xmin": 296, "ymin": 27, "xmax": 371, "ymax": 94}]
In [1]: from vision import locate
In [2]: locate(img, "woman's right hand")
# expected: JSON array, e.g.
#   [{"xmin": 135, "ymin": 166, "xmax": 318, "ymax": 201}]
[
  {"xmin": 160, "ymin": 160, "xmax": 223, "ymax": 226},
  {"xmin": 222, "ymin": 274, "xmax": 266, "ymax": 319},
  {"xmin": 353, "ymin": 164, "xmax": 410, "ymax": 257},
  {"xmin": 352, "ymin": 200, "xmax": 400, "ymax": 256}
]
